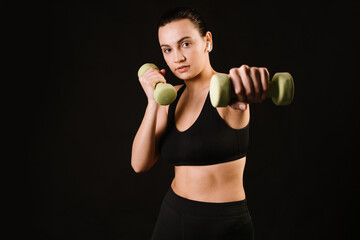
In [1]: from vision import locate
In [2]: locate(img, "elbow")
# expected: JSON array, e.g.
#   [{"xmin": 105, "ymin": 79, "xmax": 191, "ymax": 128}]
[
  {"xmin": 131, "ymin": 161, "xmax": 145, "ymax": 173},
  {"xmin": 131, "ymin": 158, "xmax": 156, "ymax": 173},
  {"xmin": 131, "ymin": 164, "xmax": 147, "ymax": 173}
]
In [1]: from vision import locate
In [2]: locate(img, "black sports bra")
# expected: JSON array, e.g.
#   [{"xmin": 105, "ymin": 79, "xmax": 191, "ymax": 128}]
[{"xmin": 159, "ymin": 84, "xmax": 249, "ymax": 166}]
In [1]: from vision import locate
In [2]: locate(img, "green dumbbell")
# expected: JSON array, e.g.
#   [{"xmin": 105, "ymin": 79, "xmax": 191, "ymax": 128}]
[
  {"xmin": 210, "ymin": 72, "xmax": 294, "ymax": 107},
  {"xmin": 138, "ymin": 63, "xmax": 177, "ymax": 105}
]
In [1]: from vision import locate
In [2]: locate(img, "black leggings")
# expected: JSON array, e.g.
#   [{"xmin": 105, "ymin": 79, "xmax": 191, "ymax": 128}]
[{"xmin": 151, "ymin": 187, "xmax": 254, "ymax": 240}]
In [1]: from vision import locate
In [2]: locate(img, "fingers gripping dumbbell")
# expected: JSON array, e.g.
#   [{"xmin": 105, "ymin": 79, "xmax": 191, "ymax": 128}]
[
  {"xmin": 138, "ymin": 63, "xmax": 177, "ymax": 105},
  {"xmin": 209, "ymin": 72, "xmax": 295, "ymax": 107}
]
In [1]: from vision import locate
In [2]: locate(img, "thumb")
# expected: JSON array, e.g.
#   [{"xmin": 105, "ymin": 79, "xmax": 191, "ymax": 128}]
[
  {"xmin": 159, "ymin": 69, "xmax": 166, "ymax": 75},
  {"xmin": 230, "ymin": 102, "xmax": 247, "ymax": 111}
]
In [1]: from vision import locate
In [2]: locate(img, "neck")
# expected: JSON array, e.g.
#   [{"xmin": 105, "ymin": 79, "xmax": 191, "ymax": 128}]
[{"xmin": 183, "ymin": 62, "xmax": 215, "ymax": 96}]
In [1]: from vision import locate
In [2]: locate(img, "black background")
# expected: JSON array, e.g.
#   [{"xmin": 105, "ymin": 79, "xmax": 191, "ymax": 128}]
[{"xmin": 20, "ymin": 0, "xmax": 359, "ymax": 239}]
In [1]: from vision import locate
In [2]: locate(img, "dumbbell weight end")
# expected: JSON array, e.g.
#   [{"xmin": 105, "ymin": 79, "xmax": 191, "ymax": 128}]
[
  {"xmin": 209, "ymin": 73, "xmax": 235, "ymax": 107},
  {"xmin": 268, "ymin": 72, "xmax": 294, "ymax": 106},
  {"xmin": 138, "ymin": 63, "xmax": 177, "ymax": 105}
]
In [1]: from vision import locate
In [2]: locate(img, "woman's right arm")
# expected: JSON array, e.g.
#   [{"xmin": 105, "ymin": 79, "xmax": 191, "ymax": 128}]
[{"xmin": 131, "ymin": 67, "xmax": 168, "ymax": 173}]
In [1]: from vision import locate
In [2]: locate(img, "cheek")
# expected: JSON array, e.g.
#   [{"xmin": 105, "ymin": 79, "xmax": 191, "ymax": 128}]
[
  {"xmin": 162, "ymin": 53, "xmax": 171, "ymax": 64},
  {"xmin": 190, "ymin": 46, "xmax": 205, "ymax": 59},
  {"xmin": 188, "ymin": 48, "xmax": 206, "ymax": 66},
  {"xmin": 163, "ymin": 54, "xmax": 176, "ymax": 71}
]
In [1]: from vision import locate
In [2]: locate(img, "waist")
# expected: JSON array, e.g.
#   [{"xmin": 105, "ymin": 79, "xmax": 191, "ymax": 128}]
[{"xmin": 171, "ymin": 157, "xmax": 246, "ymax": 203}]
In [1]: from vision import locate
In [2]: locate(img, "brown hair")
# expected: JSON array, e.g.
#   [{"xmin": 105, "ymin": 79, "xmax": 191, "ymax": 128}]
[{"xmin": 158, "ymin": 7, "xmax": 208, "ymax": 37}]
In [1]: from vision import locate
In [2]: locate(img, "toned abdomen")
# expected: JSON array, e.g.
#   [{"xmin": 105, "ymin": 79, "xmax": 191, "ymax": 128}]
[{"xmin": 171, "ymin": 157, "xmax": 247, "ymax": 203}]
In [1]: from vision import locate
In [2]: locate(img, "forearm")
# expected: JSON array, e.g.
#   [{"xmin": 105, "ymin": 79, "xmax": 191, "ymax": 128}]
[{"xmin": 131, "ymin": 101, "xmax": 160, "ymax": 173}]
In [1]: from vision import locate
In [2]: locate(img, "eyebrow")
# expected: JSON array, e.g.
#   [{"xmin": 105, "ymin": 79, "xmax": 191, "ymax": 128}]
[{"xmin": 160, "ymin": 36, "xmax": 192, "ymax": 47}]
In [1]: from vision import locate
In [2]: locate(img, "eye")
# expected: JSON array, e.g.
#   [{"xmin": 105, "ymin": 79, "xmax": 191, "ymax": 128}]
[
  {"xmin": 163, "ymin": 48, "xmax": 171, "ymax": 53},
  {"xmin": 182, "ymin": 42, "xmax": 190, "ymax": 48}
]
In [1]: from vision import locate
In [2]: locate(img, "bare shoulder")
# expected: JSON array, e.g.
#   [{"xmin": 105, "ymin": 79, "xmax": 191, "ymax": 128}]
[
  {"xmin": 174, "ymin": 84, "xmax": 184, "ymax": 91},
  {"xmin": 216, "ymin": 105, "xmax": 250, "ymax": 129}
]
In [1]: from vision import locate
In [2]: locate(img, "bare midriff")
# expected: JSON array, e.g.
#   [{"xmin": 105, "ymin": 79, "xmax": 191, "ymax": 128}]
[{"xmin": 171, "ymin": 157, "xmax": 247, "ymax": 203}]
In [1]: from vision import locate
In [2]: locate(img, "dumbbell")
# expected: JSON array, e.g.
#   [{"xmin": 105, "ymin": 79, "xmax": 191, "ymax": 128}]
[
  {"xmin": 210, "ymin": 72, "xmax": 294, "ymax": 107},
  {"xmin": 138, "ymin": 63, "xmax": 177, "ymax": 105}
]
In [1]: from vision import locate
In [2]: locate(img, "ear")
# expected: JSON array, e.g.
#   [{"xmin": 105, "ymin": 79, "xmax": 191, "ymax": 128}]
[{"xmin": 205, "ymin": 31, "xmax": 213, "ymax": 52}]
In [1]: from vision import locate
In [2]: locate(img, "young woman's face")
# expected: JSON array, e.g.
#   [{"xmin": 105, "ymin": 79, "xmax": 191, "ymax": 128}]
[{"xmin": 158, "ymin": 19, "xmax": 209, "ymax": 80}]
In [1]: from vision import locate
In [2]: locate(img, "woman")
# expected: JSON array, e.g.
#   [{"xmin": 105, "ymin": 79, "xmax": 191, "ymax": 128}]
[{"xmin": 131, "ymin": 7, "xmax": 269, "ymax": 240}]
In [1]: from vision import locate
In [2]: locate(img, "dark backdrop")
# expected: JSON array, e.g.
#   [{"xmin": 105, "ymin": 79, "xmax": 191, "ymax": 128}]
[{"xmin": 22, "ymin": 1, "xmax": 359, "ymax": 239}]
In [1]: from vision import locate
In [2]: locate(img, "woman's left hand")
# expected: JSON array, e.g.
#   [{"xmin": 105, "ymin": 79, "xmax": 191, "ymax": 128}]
[{"xmin": 228, "ymin": 65, "xmax": 270, "ymax": 110}]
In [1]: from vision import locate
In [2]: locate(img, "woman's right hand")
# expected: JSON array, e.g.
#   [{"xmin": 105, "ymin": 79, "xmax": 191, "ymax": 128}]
[{"xmin": 138, "ymin": 67, "xmax": 167, "ymax": 103}]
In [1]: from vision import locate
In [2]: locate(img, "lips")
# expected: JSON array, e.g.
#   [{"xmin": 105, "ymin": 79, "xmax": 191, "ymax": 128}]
[{"xmin": 176, "ymin": 65, "xmax": 190, "ymax": 73}]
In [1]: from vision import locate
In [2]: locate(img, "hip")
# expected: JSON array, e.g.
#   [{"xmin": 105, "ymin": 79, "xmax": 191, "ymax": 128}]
[
  {"xmin": 166, "ymin": 186, "xmax": 249, "ymax": 217},
  {"xmin": 151, "ymin": 186, "xmax": 254, "ymax": 240}
]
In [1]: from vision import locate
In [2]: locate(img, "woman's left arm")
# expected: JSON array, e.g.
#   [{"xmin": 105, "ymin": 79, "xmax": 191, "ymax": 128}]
[{"xmin": 228, "ymin": 64, "xmax": 270, "ymax": 111}]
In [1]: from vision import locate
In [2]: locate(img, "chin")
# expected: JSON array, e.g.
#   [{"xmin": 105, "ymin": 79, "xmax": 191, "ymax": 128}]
[
  {"xmin": 176, "ymin": 74, "xmax": 193, "ymax": 81},
  {"xmin": 174, "ymin": 71, "xmax": 198, "ymax": 81}
]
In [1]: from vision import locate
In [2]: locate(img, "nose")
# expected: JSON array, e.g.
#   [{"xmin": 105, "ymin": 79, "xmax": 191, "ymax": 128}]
[{"xmin": 174, "ymin": 49, "xmax": 186, "ymax": 63}]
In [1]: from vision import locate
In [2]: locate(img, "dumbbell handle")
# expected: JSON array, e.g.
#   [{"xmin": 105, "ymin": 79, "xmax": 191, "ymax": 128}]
[
  {"xmin": 138, "ymin": 63, "xmax": 177, "ymax": 105},
  {"xmin": 210, "ymin": 72, "xmax": 294, "ymax": 107}
]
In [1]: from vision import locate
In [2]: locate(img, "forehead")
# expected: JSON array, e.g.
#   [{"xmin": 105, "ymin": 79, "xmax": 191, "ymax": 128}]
[{"xmin": 158, "ymin": 18, "xmax": 200, "ymax": 45}]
